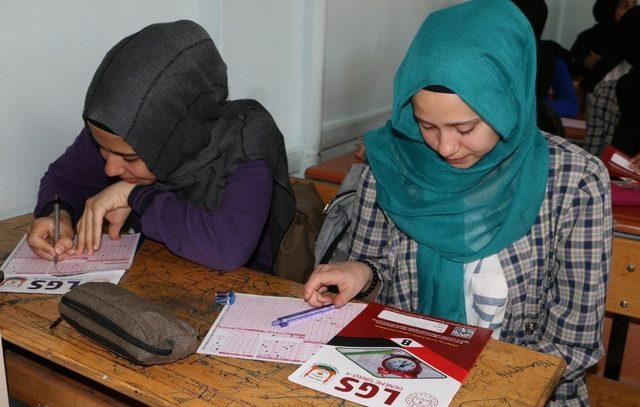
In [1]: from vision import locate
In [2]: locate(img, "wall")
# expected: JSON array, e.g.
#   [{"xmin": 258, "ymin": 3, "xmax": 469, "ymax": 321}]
[
  {"xmin": 0, "ymin": 0, "xmax": 325, "ymax": 218},
  {"xmin": 1, "ymin": 0, "xmax": 595, "ymax": 219},
  {"xmin": 543, "ymin": 0, "xmax": 596, "ymax": 49},
  {"xmin": 0, "ymin": 0, "xmax": 219, "ymax": 219},
  {"xmin": 320, "ymin": 0, "xmax": 463, "ymax": 158},
  {"xmin": 217, "ymin": 0, "xmax": 326, "ymax": 174}
]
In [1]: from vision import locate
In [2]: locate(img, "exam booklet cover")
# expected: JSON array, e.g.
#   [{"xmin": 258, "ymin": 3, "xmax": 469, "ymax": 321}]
[{"xmin": 289, "ymin": 302, "xmax": 492, "ymax": 406}]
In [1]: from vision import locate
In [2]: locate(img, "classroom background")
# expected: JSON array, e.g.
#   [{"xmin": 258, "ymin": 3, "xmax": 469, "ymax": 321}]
[
  {"xmin": 1, "ymin": 0, "xmax": 639, "ymax": 404},
  {"xmin": 0, "ymin": 0, "xmax": 594, "ymax": 220}
]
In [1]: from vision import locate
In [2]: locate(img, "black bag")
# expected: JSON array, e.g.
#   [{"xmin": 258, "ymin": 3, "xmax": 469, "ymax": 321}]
[
  {"xmin": 314, "ymin": 164, "xmax": 364, "ymax": 265},
  {"xmin": 59, "ymin": 282, "xmax": 198, "ymax": 366},
  {"xmin": 275, "ymin": 180, "xmax": 324, "ymax": 283}
]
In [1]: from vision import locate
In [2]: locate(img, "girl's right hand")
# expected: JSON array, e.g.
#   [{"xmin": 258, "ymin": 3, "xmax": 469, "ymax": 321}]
[
  {"xmin": 304, "ymin": 261, "xmax": 373, "ymax": 308},
  {"xmin": 27, "ymin": 210, "xmax": 75, "ymax": 261}
]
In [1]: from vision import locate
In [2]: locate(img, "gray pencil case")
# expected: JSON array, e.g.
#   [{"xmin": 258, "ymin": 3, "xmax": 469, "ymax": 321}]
[{"xmin": 59, "ymin": 282, "xmax": 197, "ymax": 366}]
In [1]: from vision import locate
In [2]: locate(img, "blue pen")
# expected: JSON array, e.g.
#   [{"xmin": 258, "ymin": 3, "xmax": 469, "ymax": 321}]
[{"xmin": 272, "ymin": 303, "xmax": 336, "ymax": 327}]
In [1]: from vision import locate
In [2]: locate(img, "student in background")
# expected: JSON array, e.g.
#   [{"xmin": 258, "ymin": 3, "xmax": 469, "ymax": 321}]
[
  {"xmin": 542, "ymin": 43, "xmax": 580, "ymax": 118},
  {"xmin": 612, "ymin": 69, "xmax": 640, "ymax": 170},
  {"xmin": 580, "ymin": 4, "xmax": 639, "ymax": 93},
  {"xmin": 571, "ymin": 0, "xmax": 637, "ymax": 77},
  {"xmin": 304, "ymin": 1, "xmax": 611, "ymax": 404},
  {"xmin": 584, "ymin": 7, "xmax": 640, "ymax": 155},
  {"xmin": 512, "ymin": 0, "xmax": 578, "ymax": 136},
  {"xmin": 27, "ymin": 20, "xmax": 295, "ymax": 273}
]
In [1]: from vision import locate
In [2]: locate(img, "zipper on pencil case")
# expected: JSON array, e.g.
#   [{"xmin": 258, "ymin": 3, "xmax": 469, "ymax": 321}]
[
  {"xmin": 60, "ymin": 296, "xmax": 173, "ymax": 356},
  {"xmin": 62, "ymin": 316, "xmax": 144, "ymax": 363}
]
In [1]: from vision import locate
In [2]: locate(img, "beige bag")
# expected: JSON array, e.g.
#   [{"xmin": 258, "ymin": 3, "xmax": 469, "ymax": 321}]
[{"xmin": 275, "ymin": 181, "xmax": 324, "ymax": 283}]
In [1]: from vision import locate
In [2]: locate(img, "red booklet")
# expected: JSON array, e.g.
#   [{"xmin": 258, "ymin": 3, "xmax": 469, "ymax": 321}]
[
  {"xmin": 601, "ymin": 145, "xmax": 640, "ymax": 183},
  {"xmin": 289, "ymin": 302, "xmax": 492, "ymax": 406}
]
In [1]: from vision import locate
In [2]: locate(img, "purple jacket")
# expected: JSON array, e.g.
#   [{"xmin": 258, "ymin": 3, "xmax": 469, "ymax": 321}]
[{"xmin": 35, "ymin": 128, "xmax": 274, "ymax": 272}]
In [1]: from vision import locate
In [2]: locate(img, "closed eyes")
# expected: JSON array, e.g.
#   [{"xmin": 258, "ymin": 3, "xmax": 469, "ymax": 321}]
[
  {"xmin": 457, "ymin": 127, "xmax": 475, "ymax": 136},
  {"xmin": 420, "ymin": 124, "xmax": 475, "ymax": 136}
]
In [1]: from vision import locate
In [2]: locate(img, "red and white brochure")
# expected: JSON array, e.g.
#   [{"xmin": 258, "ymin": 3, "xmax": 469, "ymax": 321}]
[
  {"xmin": 289, "ymin": 302, "xmax": 492, "ymax": 406},
  {"xmin": 601, "ymin": 145, "xmax": 640, "ymax": 183}
]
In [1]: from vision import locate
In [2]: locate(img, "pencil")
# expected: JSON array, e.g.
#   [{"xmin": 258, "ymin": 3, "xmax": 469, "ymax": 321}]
[{"xmin": 53, "ymin": 194, "xmax": 60, "ymax": 266}]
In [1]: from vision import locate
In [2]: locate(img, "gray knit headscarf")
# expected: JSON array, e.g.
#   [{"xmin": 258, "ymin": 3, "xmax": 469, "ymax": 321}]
[{"xmin": 83, "ymin": 20, "xmax": 295, "ymax": 262}]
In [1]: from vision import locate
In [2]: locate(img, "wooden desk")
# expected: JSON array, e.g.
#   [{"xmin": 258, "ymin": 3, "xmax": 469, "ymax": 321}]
[
  {"xmin": 613, "ymin": 206, "xmax": 640, "ymax": 236},
  {"xmin": 0, "ymin": 214, "xmax": 565, "ymax": 406},
  {"xmin": 561, "ymin": 118, "xmax": 586, "ymax": 142},
  {"xmin": 603, "ymin": 209, "xmax": 640, "ymax": 383},
  {"xmin": 564, "ymin": 126, "xmax": 586, "ymax": 142},
  {"xmin": 305, "ymin": 151, "xmax": 363, "ymax": 184}
]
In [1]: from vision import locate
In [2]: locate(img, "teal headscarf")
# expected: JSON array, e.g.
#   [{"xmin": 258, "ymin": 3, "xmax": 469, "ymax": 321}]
[{"xmin": 364, "ymin": 0, "xmax": 549, "ymax": 323}]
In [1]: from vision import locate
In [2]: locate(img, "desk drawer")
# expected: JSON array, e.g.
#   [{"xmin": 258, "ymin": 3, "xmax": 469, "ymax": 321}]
[{"xmin": 607, "ymin": 237, "xmax": 640, "ymax": 318}]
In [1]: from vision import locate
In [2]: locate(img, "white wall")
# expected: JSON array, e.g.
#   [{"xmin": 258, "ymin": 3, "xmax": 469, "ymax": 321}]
[
  {"xmin": 543, "ymin": 0, "xmax": 596, "ymax": 49},
  {"xmin": 0, "ymin": 0, "xmax": 325, "ymax": 218},
  {"xmin": 2, "ymin": 0, "xmax": 593, "ymax": 219},
  {"xmin": 320, "ymin": 0, "xmax": 463, "ymax": 158},
  {"xmin": 217, "ymin": 0, "xmax": 326, "ymax": 174},
  {"xmin": 0, "ymin": 0, "xmax": 219, "ymax": 219}
]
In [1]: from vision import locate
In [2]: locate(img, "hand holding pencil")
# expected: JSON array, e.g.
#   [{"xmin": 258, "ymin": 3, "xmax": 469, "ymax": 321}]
[{"xmin": 26, "ymin": 197, "xmax": 76, "ymax": 262}]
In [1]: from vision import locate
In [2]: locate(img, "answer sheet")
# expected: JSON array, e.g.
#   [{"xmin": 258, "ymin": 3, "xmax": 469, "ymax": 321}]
[
  {"xmin": 1, "ymin": 233, "xmax": 140, "ymax": 276},
  {"xmin": 198, "ymin": 293, "xmax": 367, "ymax": 364},
  {"xmin": 0, "ymin": 270, "xmax": 127, "ymax": 294}
]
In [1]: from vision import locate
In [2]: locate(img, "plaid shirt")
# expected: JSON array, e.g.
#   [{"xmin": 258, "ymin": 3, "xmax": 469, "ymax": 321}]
[
  {"xmin": 584, "ymin": 80, "xmax": 621, "ymax": 156},
  {"xmin": 347, "ymin": 135, "xmax": 612, "ymax": 406}
]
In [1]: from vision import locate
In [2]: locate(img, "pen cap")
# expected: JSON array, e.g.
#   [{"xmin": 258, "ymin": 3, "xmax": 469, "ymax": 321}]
[{"xmin": 215, "ymin": 291, "xmax": 235, "ymax": 305}]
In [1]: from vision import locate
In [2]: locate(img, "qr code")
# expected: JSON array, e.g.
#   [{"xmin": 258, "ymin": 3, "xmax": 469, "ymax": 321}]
[{"xmin": 452, "ymin": 326, "xmax": 476, "ymax": 339}]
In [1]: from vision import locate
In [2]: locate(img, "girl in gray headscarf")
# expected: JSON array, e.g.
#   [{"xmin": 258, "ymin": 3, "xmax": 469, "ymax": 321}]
[{"xmin": 27, "ymin": 20, "xmax": 295, "ymax": 273}]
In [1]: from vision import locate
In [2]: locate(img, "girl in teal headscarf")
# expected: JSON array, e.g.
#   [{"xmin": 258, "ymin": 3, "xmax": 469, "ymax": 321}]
[
  {"xmin": 364, "ymin": 0, "xmax": 549, "ymax": 323},
  {"xmin": 305, "ymin": 0, "xmax": 611, "ymax": 404}
]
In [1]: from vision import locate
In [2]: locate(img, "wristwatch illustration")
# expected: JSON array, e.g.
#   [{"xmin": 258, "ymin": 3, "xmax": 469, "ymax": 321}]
[{"xmin": 377, "ymin": 354, "xmax": 423, "ymax": 378}]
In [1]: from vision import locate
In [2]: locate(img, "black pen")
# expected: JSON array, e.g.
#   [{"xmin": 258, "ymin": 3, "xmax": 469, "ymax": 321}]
[{"xmin": 53, "ymin": 194, "xmax": 60, "ymax": 266}]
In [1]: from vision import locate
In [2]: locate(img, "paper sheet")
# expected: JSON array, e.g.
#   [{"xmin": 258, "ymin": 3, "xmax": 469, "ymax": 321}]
[
  {"xmin": 612, "ymin": 152, "xmax": 633, "ymax": 171},
  {"xmin": 561, "ymin": 117, "xmax": 586, "ymax": 129},
  {"xmin": 198, "ymin": 293, "xmax": 367, "ymax": 364},
  {"xmin": 0, "ymin": 233, "xmax": 138, "ymax": 294},
  {"xmin": 0, "ymin": 270, "xmax": 126, "ymax": 294},
  {"xmin": 1, "ymin": 233, "xmax": 139, "ymax": 276},
  {"xmin": 0, "ymin": 332, "xmax": 8, "ymax": 406}
]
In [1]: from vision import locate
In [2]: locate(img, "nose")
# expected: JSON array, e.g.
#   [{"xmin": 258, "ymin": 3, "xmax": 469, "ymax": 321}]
[
  {"xmin": 104, "ymin": 154, "xmax": 125, "ymax": 177},
  {"xmin": 437, "ymin": 132, "xmax": 460, "ymax": 158}
]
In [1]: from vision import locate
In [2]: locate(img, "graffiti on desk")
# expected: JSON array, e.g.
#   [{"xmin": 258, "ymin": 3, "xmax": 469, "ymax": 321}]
[{"xmin": 454, "ymin": 342, "xmax": 561, "ymax": 406}]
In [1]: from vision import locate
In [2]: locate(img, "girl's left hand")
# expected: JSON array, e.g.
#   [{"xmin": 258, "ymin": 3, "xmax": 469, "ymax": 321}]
[{"xmin": 76, "ymin": 181, "xmax": 136, "ymax": 256}]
